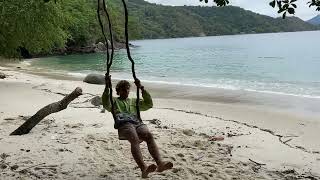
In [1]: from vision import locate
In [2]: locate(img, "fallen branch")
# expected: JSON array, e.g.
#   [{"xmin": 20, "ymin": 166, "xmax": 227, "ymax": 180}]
[
  {"xmin": 96, "ymin": 139, "xmax": 108, "ymax": 143},
  {"xmin": 39, "ymin": 88, "xmax": 67, "ymax": 96},
  {"xmin": 227, "ymin": 132, "xmax": 251, "ymax": 137},
  {"xmin": 283, "ymin": 138, "xmax": 293, "ymax": 144},
  {"xmin": 249, "ymin": 158, "xmax": 266, "ymax": 173},
  {"xmin": 249, "ymin": 158, "xmax": 266, "ymax": 166},
  {"xmin": 10, "ymin": 87, "xmax": 82, "ymax": 135},
  {"xmin": 279, "ymin": 135, "xmax": 297, "ymax": 144}
]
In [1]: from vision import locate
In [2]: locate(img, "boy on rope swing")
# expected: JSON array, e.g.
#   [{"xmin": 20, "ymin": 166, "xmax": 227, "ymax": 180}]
[{"xmin": 102, "ymin": 75, "xmax": 173, "ymax": 178}]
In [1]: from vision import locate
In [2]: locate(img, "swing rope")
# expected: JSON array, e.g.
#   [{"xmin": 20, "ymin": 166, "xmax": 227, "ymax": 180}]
[
  {"xmin": 97, "ymin": 0, "xmax": 116, "ymax": 121},
  {"xmin": 120, "ymin": 0, "xmax": 142, "ymax": 121},
  {"xmin": 97, "ymin": 0, "xmax": 142, "ymax": 122}
]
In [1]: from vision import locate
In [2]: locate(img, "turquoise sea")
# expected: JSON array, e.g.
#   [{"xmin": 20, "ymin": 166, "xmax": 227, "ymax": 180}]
[{"xmin": 26, "ymin": 31, "xmax": 320, "ymax": 99}]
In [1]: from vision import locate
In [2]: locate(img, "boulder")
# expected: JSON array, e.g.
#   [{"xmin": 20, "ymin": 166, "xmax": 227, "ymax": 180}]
[
  {"xmin": 0, "ymin": 72, "xmax": 6, "ymax": 79},
  {"xmin": 83, "ymin": 74, "xmax": 105, "ymax": 85},
  {"xmin": 91, "ymin": 96, "xmax": 102, "ymax": 106},
  {"xmin": 95, "ymin": 42, "xmax": 107, "ymax": 52}
]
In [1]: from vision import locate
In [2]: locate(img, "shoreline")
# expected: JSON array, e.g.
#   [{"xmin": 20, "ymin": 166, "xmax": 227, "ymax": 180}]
[
  {"xmin": 3, "ymin": 61, "xmax": 320, "ymax": 118},
  {"xmin": 1, "ymin": 65, "xmax": 320, "ymax": 179},
  {"xmin": 132, "ymin": 30, "xmax": 320, "ymax": 41}
]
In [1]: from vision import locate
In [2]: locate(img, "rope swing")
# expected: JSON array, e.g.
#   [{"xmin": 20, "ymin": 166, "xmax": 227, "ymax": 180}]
[
  {"xmin": 97, "ymin": 0, "xmax": 116, "ymax": 121},
  {"xmin": 97, "ymin": 0, "xmax": 142, "ymax": 122}
]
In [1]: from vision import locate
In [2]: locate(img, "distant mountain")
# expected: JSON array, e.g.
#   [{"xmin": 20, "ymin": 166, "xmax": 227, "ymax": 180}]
[
  {"xmin": 119, "ymin": 0, "xmax": 320, "ymax": 39},
  {"xmin": 307, "ymin": 15, "xmax": 320, "ymax": 25}
]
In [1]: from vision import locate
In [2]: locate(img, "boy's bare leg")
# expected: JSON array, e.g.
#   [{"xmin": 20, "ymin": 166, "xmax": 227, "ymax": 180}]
[
  {"xmin": 145, "ymin": 135, "xmax": 173, "ymax": 172},
  {"xmin": 121, "ymin": 124, "xmax": 157, "ymax": 178},
  {"xmin": 137, "ymin": 125, "xmax": 173, "ymax": 172}
]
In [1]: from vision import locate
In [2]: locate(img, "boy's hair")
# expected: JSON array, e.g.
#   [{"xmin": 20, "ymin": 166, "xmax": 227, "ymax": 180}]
[{"xmin": 116, "ymin": 80, "xmax": 131, "ymax": 94}]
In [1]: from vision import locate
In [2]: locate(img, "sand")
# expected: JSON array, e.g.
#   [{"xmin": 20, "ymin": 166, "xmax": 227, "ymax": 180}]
[{"xmin": 0, "ymin": 65, "xmax": 319, "ymax": 179}]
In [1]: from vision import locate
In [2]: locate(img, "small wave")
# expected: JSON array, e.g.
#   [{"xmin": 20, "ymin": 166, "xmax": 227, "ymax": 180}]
[
  {"xmin": 129, "ymin": 78, "xmax": 320, "ymax": 99},
  {"xmin": 131, "ymin": 79, "xmax": 241, "ymax": 90},
  {"xmin": 21, "ymin": 67, "xmax": 320, "ymax": 99},
  {"xmin": 67, "ymin": 72, "xmax": 88, "ymax": 78},
  {"xmin": 244, "ymin": 89, "xmax": 320, "ymax": 99},
  {"xmin": 257, "ymin": 56, "xmax": 284, "ymax": 59},
  {"xmin": 19, "ymin": 61, "xmax": 31, "ymax": 66}
]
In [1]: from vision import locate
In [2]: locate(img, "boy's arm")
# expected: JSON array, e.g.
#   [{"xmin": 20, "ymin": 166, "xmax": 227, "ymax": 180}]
[
  {"xmin": 134, "ymin": 78, "xmax": 153, "ymax": 111},
  {"xmin": 102, "ymin": 87, "xmax": 113, "ymax": 112},
  {"xmin": 139, "ymin": 89, "xmax": 153, "ymax": 111},
  {"xmin": 102, "ymin": 74, "xmax": 113, "ymax": 112}
]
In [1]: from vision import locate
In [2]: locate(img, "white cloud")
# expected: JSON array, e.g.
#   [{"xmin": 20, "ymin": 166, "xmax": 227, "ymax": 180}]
[{"xmin": 145, "ymin": 0, "xmax": 319, "ymax": 20}]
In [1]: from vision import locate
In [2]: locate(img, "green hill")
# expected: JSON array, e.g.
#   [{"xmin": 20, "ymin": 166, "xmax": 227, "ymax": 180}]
[
  {"xmin": 123, "ymin": 0, "xmax": 319, "ymax": 39},
  {"xmin": 307, "ymin": 15, "xmax": 320, "ymax": 25}
]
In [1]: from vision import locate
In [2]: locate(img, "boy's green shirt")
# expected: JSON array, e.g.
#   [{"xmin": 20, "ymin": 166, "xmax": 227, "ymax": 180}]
[{"xmin": 102, "ymin": 88, "xmax": 153, "ymax": 115}]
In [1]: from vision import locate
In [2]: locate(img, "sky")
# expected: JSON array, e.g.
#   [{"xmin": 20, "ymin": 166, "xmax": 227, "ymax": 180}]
[{"xmin": 145, "ymin": 0, "xmax": 319, "ymax": 20}]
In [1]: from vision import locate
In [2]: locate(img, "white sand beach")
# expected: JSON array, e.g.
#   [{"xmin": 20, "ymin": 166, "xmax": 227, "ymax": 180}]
[{"xmin": 0, "ymin": 65, "xmax": 320, "ymax": 179}]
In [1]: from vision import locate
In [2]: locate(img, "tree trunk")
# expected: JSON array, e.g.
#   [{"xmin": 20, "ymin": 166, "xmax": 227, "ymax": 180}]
[{"xmin": 10, "ymin": 87, "xmax": 83, "ymax": 135}]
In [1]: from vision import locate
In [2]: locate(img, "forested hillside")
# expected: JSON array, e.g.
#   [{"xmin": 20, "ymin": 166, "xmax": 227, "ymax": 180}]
[
  {"xmin": 126, "ymin": 0, "xmax": 318, "ymax": 38},
  {"xmin": 0, "ymin": 0, "xmax": 318, "ymax": 58},
  {"xmin": 307, "ymin": 15, "xmax": 320, "ymax": 25}
]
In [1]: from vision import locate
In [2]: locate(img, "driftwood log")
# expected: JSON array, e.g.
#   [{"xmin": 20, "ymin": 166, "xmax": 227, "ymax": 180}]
[{"xmin": 10, "ymin": 87, "xmax": 83, "ymax": 135}]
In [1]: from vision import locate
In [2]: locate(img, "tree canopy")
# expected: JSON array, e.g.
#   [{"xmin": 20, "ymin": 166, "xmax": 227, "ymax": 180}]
[
  {"xmin": 200, "ymin": 0, "xmax": 320, "ymax": 19},
  {"xmin": 0, "ymin": 0, "xmax": 142, "ymax": 58},
  {"xmin": 0, "ymin": 0, "xmax": 68, "ymax": 57}
]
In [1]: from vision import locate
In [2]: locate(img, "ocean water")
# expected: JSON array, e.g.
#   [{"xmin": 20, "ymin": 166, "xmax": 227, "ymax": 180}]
[{"xmin": 27, "ymin": 31, "xmax": 320, "ymax": 99}]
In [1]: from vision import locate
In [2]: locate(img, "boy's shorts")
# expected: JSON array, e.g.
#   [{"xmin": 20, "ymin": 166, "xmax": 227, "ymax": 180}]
[{"xmin": 118, "ymin": 122, "xmax": 148, "ymax": 140}]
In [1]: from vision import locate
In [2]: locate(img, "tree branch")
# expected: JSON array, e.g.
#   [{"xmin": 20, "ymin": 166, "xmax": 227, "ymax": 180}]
[{"xmin": 10, "ymin": 87, "xmax": 82, "ymax": 135}]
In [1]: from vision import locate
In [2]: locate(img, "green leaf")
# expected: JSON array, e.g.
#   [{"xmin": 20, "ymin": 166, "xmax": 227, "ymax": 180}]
[
  {"xmin": 269, "ymin": 0, "xmax": 276, "ymax": 8},
  {"xmin": 278, "ymin": 8, "xmax": 285, "ymax": 13},
  {"xmin": 277, "ymin": 1, "xmax": 282, "ymax": 8},
  {"xmin": 282, "ymin": 12, "xmax": 287, "ymax": 19},
  {"xmin": 288, "ymin": 7, "xmax": 295, "ymax": 14},
  {"xmin": 213, "ymin": 0, "xmax": 229, "ymax": 7}
]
